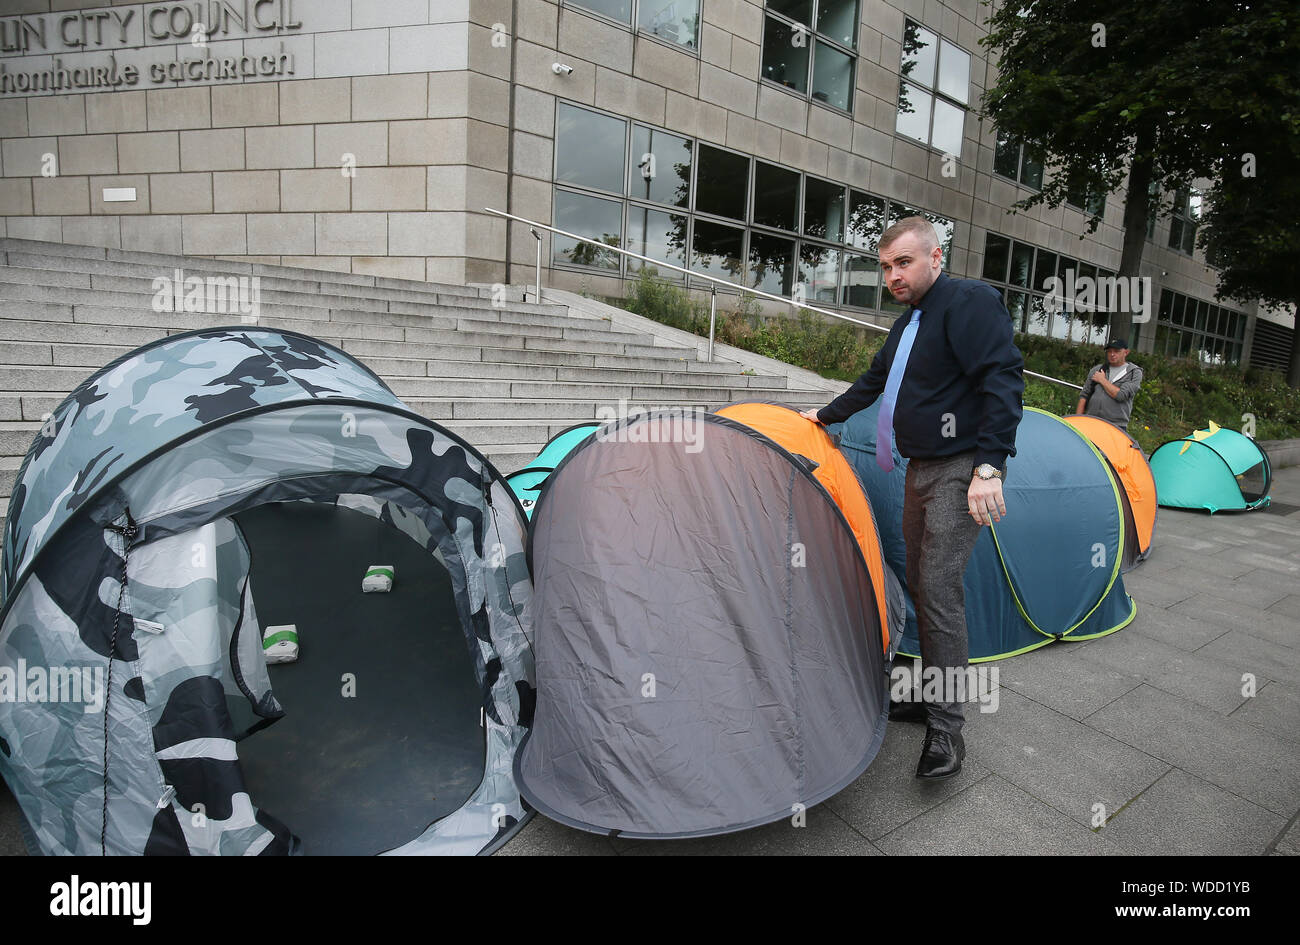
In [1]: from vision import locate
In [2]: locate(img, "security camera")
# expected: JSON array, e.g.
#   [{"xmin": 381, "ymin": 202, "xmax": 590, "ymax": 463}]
[{"xmin": 551, "ymin": 63, "xmax": 573, "ymax": 75}]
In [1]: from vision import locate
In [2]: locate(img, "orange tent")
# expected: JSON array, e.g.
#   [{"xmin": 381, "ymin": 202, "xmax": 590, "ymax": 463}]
[
  {"xmin": 715, "ymin": 402, "xmax": 899, "ymax": 653},
  {"xmin": 1063, "ymin": 415, "xmax": 1157, "ymax": 567}
]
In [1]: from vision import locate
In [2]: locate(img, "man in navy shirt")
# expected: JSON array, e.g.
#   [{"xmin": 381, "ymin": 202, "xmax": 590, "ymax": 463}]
[{"xmin": 801, "ymin": 217, "xmax": 1024, "ymax": 779}]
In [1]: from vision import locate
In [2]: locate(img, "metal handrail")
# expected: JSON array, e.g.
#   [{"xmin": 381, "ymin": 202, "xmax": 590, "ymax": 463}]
[{"xmin": 484, "ymin": 207, "xmax": 1084, "ymax": 392}]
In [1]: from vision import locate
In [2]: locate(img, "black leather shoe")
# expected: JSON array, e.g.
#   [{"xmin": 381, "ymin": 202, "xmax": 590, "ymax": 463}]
[
  {"xmin": 916, "ymin": 728, "xmax": 965, "ymax": 780},
  {"xmin": 888, "ymin": 699, "xmax": 928, "ymax": 723}
]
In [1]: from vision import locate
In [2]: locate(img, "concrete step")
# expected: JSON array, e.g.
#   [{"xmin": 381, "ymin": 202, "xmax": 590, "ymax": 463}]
[
  {"xmin": 0, "ymin": 421, "xmax": 39, "ymax": 456},
  {"xmin": 0, "ymin": 455, "xmax": 21, "ymax": 498}
]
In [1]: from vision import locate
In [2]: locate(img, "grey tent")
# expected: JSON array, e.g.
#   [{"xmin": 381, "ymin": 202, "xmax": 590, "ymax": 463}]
[
  {"xmin": 516, "ymin": 410, "xmax": 892, "ymax": 838},
  {"xmin": 0, "ymin": 328, "xmax": 534, "ymax": 856}
]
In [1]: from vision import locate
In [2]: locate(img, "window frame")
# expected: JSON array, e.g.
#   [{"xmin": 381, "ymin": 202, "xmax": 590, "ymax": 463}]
[
  {"xmin": 562, "ymin": 0, "xmax": 704, "ymax": 54},
  {"xmin": 895, "ymin": 19, "xmax": 971, "ymax": 157},
  {"xmin": 760, "ymin": 0, "xmax": 860, "ymax": 117}
]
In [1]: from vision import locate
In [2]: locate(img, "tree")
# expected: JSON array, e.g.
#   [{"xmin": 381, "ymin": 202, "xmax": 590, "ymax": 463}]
[
  {"xmin": 1199, "ymin": 124, "xmax": 1300, "ymax": 387},
  {"xmin": 979, "ymin": 0, "xmax": 1296, "ymax": 342}
]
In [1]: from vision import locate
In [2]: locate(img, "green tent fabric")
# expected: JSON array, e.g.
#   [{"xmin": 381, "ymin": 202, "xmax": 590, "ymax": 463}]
[
  {"xmin": 506, "ymin": 423, "xmax": 601, "ymax": 517},
  {"xmin": 1149, "ymin": 424, "xmax": 1272, "ymax": 513}
]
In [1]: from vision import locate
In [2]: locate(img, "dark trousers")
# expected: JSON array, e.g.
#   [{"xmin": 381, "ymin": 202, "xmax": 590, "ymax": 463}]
[{"xmin": 902, "ymin": 451, "xmax": 983, "ymax": 735}]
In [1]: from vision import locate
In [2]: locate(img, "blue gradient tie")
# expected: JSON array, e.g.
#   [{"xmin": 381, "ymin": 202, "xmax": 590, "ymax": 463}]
[{"xmin": 876, "ymin": 308, "xmax": 921, "ymax": 472}]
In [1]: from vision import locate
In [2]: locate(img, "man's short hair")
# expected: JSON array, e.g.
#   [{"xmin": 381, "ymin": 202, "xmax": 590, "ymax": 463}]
[{"xmin": 880, "ymin": 216, "xmax": 940, "ymax": 252}]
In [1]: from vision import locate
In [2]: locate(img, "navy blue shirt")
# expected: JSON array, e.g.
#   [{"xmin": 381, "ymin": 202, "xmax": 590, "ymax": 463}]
[{"xmin": 817, "ymin": 273, "xmax": 1024, "ymax": 469}]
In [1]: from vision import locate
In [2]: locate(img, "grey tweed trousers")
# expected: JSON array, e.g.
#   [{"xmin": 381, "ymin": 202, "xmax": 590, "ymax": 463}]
[{"xmin": 902, "ymin": 450, "xmax": 984, "ymax": 735}]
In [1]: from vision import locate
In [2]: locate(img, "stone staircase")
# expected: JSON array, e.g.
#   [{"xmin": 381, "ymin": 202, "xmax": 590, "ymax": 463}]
[{"xmin": 0, "ymin": 237, "xmax": 839, "ymax": 534}]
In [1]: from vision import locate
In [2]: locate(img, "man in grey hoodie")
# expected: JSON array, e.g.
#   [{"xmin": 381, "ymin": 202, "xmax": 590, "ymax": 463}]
[{"xmin": 1076, "ymin": 338, "xmax": 1143, "ymax": 431}]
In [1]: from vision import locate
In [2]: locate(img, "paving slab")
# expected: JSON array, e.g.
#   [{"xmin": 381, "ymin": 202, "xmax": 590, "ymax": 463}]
[
  {"xmin": 1123, "ymin": 601, "xmax": 1232, "ymax": 652},
  {"xmin": 613, "ymin": 804, "xmax": 881, "ymax": 856},
  {"xmin": 1228, "ymin": 680, "xmax": 1300, "ymax": 749},
  {"xmin": 873, "ymin": 774, "xmax": 1125, "ymax": 855},
  {"xmin": 994, "ymin": 638, "xmax": 1143, "ymax": 721},
  {"xmin": 1099, "ymin": 768, "xmax": 1285, "ymax": 856},
  {"xmin": 1087, "ymin": 684, "xmax": 1300, "ymax": 818},
  {"xmin": 494, "ymin": 812, "xmax": 618, "ymax": 856},
  {"xmin": 1192, "ymin": 629, "xmax": 1300, "ymax": 687}
]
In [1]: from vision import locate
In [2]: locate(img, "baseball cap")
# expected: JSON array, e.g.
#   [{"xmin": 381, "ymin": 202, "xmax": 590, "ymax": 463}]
[{"xmin": 1104, "ymin": 338, "xmax": 1129, "ymax": 350}]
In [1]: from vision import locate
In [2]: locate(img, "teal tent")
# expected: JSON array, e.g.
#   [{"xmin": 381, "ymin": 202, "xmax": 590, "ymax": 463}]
[
  {"xmin": 506, "ymin": 423, "xmax": 601, "ymax": 517},
  {"xmin": 828, "ymin": 404, "xmax": 1136, "ymax": 662},
  {"xmin": 1149, "ymin": 423, "xmax": 1271, "ymax": 513}
]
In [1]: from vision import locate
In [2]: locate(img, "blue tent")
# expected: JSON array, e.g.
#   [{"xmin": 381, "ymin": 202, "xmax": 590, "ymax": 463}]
[{"xmin": 828, "ymin": 404, "xmax": 1136, "ymax": 661}]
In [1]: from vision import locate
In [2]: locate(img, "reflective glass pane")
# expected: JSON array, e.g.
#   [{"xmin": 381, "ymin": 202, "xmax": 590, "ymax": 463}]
[
  {"xmin": 812, "ymin": 41, "xmax": 854, "ymax": 111},
  {"xmin": 1020, "ymin": 147, "xmax": 1044, "ymax": 189},
  {"xmin": 1057, "ymin": 256, "xmax": 1077, "ymax": 282},
  {"xmin": 842, "ymin": 252, "xmax": 879, "ymax": 308},
  {"xmin": 1033, "ymin": 250, "xmax": 1057, "ymax": 293},
  {"xmin": 931, "ymin": 97, "xmax": 964, "ymax": 156},
  {"xmin": 754, "ymin": 161, "xmax": 800, "ymax": 231},
  {"xmin": 799, "ymin": 243, "xmax": 841, "ymax": 303},
  {"xmin": 749, "ymin": 231, "xmax": 796, "ymax": 296},
  {"xmin": 568, "ymin": 0, "xmax": 632, "ymax": 23},
  {"xmin": 1079, "ymin": 262, "xmax": 1098, "ymax": 284},
  {"xmin": 1194, "ymin": 300, "xmax": 1208, "ymax": 331},
  {"xmin": 769, "ymin": 0, "xmax": 812, "ymax": 22},
  {"xmin": 556, "ymin": 104, "xmax": 626, "ymax": 193},
  {"xmin": 631, "ymin": 126, "xmax": 692, "ymax": 207},
  {"xmin": 1155, "ymin": 324, "xmax": 1172, "ymax": 356},
  {"xmin": 1089, "ymin": 311, "xmax": 1109, "ymax": 345},
  {"xmin": 896, "ymin": 81, "xmax": 931, "ymax": 143},
  {"xmin": 695, "ymin": 144, "xmax": 749, "ymax": 221},
  {"xmin": 1181, "ymin": 221, "xmax": 1196, "ymax": 255},
  {"xmin": 993, "ymin": 130, "xmax": 1020, "ymax": 178},
  {"xmin": 1158, "ymin": 288, "xmax": 1173, "ymax": 322},
  {"xmin": 637, "ymin": 0, "xmax": 700, "ymax": 48},
  {"xmin": 1168, "ymin": 217, "xmax": 1185, "ymax": 251},
  {"xmin": 762, "ymin": 16, "xmax": 810, "ymax": 93},
  {"xmin": 982, "ymin": 234, "xmax": 1010, "ymax": 283},
  {"xmin": 901, "ymin": 21, "xmax": 937, "ymax": 87},
  {"xmin": 691, "ymin": 219, "xmax": 745, "ymax": 280},
  {"xmin": 1009, "ymin": 241, "xmax": 1033, "ymax": 288},
  {"xmin": 1045, "ymin": 298, "xmax": 1068, "ymax": 339},
  {"xmin": 817, "ymin": 0, "xmax": 858, "ymax": 47},
  {"xmin": 936, "ymin": 39, "xmax": 969, "ymax": 104},
  {"xmin": 1026, "ymin": 295, "xmax": 1051, "ymax": 336},
  {"xmin": 1006, "ymin": 290, "xmax": 1028, "ymax": 332},
  {"xmin": 847, "ymin": 191, "xmax": 886, "ymax": 251},
  {"xmin": 1171, "ymin": 294, "xmax": 1186, "ymax": 325},
  {"xmin": 553, "ymin": 190, "xmax": 623, "ymax": 270},
  {"xmin": 803, "ymin": 177, "xmax": 845, "ymax": 242},
  {"xmin": 627, "ymin": 205, "xmax": 688, "ymax": 276}
]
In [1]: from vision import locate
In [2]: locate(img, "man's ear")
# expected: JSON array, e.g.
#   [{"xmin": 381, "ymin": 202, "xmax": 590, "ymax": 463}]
[{"xmin": 931, "ymin": 244, "xmax": 943, "ymax": 269}]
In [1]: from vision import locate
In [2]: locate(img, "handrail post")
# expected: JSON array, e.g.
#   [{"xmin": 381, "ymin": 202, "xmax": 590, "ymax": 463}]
[
  {"xmin": 707, "ymin": 284, "xmax": 717, "ymax": 363},
  {"xmin": 529, "ymin": 227, "xmax": 542, "ymax": 303}
]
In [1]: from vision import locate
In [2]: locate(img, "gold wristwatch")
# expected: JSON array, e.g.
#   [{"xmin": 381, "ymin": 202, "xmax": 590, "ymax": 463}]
[{"xmin": 973, "ymin": 463, "xmax": 1003, "ymax": 480}]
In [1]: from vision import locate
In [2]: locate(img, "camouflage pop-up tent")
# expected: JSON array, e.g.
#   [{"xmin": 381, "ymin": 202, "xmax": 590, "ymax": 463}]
[{"xmin": 0, "ymin": 328, "xmax": 534, "ymax": 856}]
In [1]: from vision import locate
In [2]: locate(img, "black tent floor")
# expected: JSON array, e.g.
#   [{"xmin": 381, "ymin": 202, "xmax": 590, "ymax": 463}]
[{"xmin": 232, "ymin": 502, "xmax": 484, "ymax": 855}]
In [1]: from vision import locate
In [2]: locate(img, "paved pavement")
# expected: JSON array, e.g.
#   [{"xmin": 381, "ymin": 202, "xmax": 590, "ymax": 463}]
[{"xmin": 3, "ymin": 468, "xmax": 1297, "ymax": 856}]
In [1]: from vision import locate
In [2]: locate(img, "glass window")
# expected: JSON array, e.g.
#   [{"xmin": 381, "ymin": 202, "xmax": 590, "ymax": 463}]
[
  {"xmin": 553, "ymin": 190, "xmax": 623, "ymax": 270},
  {"xmin": 817, "ymin": 0, "xmax": 858, "ymax": 47},
  {"xmin": 627, "ymin": 205, "xmax": 687, "ymax": 276},
  {"xmin": 637, "ymin": 0, "xmax": 700, "ymax": 48},
  {"xmin": 768, "ymin": 0, "xmax": 811, "ymax": 21},
  {"xmin": 762, "ymin": 16, "xmax": 810, "ymax": 93},
  {"xmin": 799, "ymin": 244, "xmax": 841, "ymax": 303},
  {"xmin": 936, "ymin": 40, "xmax": 969, "ymax": 104},
  {"xmin": 749, "ymin": 231, "xmax": 797, "ymax": 296},
  {"xmin": 695, "ymin": 145, "xmax": 749, "ymax": 221},
  {"xmin": 896, "ymin": 81, "xmax": 933, "ymax": 144},
  {"xmin": 812, "ymin": 40, "xmax": 854, "ymax": 111},
  {"xmin": 691, "ymin": 220, "xmax": 745, "ymax": 280},
  {"xmin": 1157, "ymin": 288, "xmax": 1173, "ymax": 322},
  {"xmin": 982, "ymin": 234, "xmax": 1011, "ymax": 283},
  {"xmin": 1032, "ymin": 250, "xmax": 1057, "ymax": 293},
  {"xmin": 841, "ymin": 251, "xmax": 879, "ymax": 308},
  {"xmin": 569, "ymin": 0, "xmax": 632, "ymax": 23},
  {"xmin": 803, "ymin": 177, "xmax": 845, "ymax": 242},
  {"xmin": 1020, "ymin": 146, "xmax": 1044, "ymax": 190},
  {"xmin": 754, "ymin": 162, "xmax": 800, "ymax": 231},
  {"xmin": 901, "ymin": 22, "xmax": 937, "ymax": 85},
  {"xmin": 556, "ymin": 104, "xmax": 627, "ymax": 194},
  {"xmin": 930, "ymin": 98, "xmax": 964, "ymax": 155},
  {"xmin": 1009, "ymin": 241, "xmax": 1033, "ymax": 288},
  {"xmin": 847, "ymin": 191, "xmax": 886, "ymax": 250},
  {"xmin": 1025, "ymin": 296, "xmax": 1050, "ymax": 336},
  {"xmin": 1006, "ymin": 290, "xmax": 1028, "ymax": 332},
  {"xmin": 1194, "ymin": 299, "xmax": 1208, "ymax": 332},
  {"xmin": 993, "ymin": 130, "xmax": 1020, "ymax": 178},
  {"xmin": 631, "ymin": 126, "xmax": 691, "ymax": 207}
]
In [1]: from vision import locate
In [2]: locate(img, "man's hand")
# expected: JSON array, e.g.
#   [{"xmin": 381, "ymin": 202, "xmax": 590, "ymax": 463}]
[
  {"xmin": 1091, "ymin": 370, "xmax": 1108, "ymax": 385},
  {"xmin": 799, "ymin": 408, "xmax": 823, "ymax": 423},
  {"xmin": 968, "ymin": 476, "xmax": 1006, "ymax": 526}
]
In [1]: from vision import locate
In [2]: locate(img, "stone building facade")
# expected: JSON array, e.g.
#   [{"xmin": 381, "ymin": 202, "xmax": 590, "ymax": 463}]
[{"xmin": 0, "ymin": 0, "xmax": 1291, "ymax": 367}]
